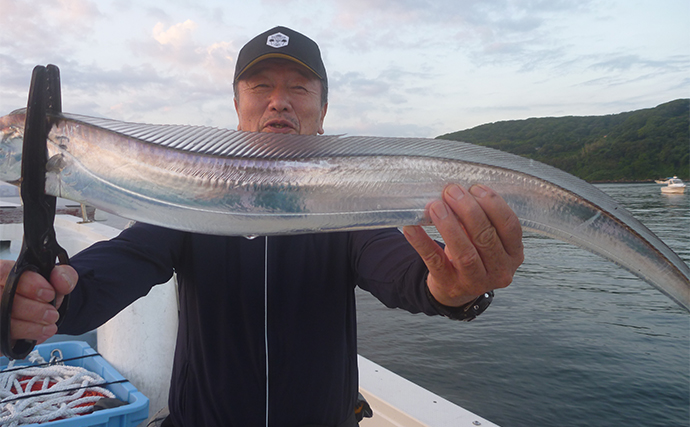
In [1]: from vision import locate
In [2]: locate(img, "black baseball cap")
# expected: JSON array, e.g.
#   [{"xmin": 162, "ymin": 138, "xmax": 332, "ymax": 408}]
[{"xmin": 233, "ymin": 26, "xmax": 327, "ymax": 83}]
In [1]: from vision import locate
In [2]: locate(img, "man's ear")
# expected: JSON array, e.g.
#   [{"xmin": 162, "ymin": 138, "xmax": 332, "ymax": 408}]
[
  {"xmin": 234, "ymin": 97, "xmax": 241, "ymax": 131},
  {"xmin": 317, "ymin": 102, "xmax": 328, "ymax": 135}
]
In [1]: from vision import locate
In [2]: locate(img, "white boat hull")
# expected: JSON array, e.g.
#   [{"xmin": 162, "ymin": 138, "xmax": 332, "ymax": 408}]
[{"xmin": 661, "ymin": 186, "xmax": 686, "ymax": 194}]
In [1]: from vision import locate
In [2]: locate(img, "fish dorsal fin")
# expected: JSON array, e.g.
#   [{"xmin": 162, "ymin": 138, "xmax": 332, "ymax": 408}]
[
  {"xmin": 53, "ymin": 112, "xmax": 686, "ymax": 285},
  {"xmin": 61, "ymin": 112, "xmax": 591, "ymax": 194},
  {"xmin": 60, "ymin": 112, "xmax": 511, "ymax": 162},
  {"xmin": 55, "ymin": 113, "xmax": 624, "ymax": 212},
  {"xmin": 57, "ymin": 111, "xmax": 599, "ymax": 200},
  {"xmin": 61, "ymin": 112, "xmax": 345, "ymax": 159}
]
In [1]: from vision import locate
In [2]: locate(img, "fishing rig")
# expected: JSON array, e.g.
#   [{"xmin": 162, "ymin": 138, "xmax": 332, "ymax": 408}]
[{"xmin": 0, "ymin": 65, "xmax": 70, "ymax": 359}]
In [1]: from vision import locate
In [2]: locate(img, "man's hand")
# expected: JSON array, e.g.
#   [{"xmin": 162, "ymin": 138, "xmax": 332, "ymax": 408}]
[
  {"xmin": 0, "ymin": 261, "xmax": 77, "ymax": 347},
  {"xmin": 403, "ymin": 183, "xmax": 524, "ymax": 307}
]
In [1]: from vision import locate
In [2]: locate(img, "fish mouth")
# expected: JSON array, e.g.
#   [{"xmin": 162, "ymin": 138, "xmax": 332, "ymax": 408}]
[{"xmin": 262, "ymin": 119, "xmax": 297, "ymax": 134}]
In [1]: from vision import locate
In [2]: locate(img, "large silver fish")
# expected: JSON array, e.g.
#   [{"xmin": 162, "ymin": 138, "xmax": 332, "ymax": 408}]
[{"xmin": 1, "ymin": 109, "xmax": 688, "ymax": 311}]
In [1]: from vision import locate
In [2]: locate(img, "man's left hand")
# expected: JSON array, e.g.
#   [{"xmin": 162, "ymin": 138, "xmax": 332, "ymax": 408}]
[{"xmin": 403, "ymin": 183, "xmax": 524, "ymax": 307}]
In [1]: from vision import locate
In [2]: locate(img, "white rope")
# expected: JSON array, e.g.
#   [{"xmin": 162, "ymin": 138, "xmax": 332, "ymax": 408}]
[{"xmin": 0, "ymin": 350, "xmax": 115, "ymax": 427}]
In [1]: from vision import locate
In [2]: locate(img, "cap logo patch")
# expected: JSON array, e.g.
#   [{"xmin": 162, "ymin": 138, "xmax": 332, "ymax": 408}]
[{"xmin": 266, "ymin": 32, "xmax": 289, "ymax": 48}]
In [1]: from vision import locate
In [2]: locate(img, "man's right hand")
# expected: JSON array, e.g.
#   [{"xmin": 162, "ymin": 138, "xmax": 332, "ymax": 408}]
[{"xmin": 0, "ymin": 261, "xmax": 77, "ymax": 349}]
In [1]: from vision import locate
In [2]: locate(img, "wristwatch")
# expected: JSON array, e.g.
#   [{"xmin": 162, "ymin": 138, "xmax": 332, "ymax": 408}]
[{"xmin": 425, "ymin": 285, "xmax": 494, "ymax": 322}]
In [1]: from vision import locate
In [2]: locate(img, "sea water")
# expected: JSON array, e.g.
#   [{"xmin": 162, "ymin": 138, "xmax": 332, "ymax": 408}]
[{"xmin": 356, "ymin": 183, "xmax": 690, "ymax": 427}]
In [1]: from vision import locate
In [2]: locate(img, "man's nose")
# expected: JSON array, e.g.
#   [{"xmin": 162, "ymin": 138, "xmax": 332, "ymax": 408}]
[{"xmin": 267, "ymin": 87, "xmax": 292, "ymax": 112}]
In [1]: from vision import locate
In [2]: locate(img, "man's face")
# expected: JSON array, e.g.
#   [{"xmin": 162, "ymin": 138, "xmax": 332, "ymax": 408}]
[{"xmin": 234, "ymin": 59, "xmax": 328, "ymax": 136}]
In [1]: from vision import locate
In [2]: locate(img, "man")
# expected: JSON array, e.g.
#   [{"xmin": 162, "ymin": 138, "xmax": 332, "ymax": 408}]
[{"xmin": 0, "ymin": 27, "xmax": 523, "ymax": 426}]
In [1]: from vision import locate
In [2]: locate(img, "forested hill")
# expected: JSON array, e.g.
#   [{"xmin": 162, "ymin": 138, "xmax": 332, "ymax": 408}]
[{"xmin": 437, "ymin": 99, "xmax": 689, "ymax": 182}]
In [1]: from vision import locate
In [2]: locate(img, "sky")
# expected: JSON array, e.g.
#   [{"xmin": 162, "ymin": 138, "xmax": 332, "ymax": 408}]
[{"xmin": 0, "ymin": 0, "xmax": 688, "ymax": 138}]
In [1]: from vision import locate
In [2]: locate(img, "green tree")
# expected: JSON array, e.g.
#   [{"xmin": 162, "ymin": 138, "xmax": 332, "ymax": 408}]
[{"xmin": 437, "ymin": 99, "xmax": 689, "ymax": 182}]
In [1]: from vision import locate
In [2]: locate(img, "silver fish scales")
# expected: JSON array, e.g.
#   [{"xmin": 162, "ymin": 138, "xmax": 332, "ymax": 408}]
[{"xmin": 1, "ymin": 109, "xmax": 688, "ymax": 311}]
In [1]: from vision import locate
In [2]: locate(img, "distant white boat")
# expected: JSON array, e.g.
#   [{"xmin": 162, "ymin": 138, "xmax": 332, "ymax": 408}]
[{"xmin": 661, "ymin": 178, "xmax": 686, "ymax": 194}]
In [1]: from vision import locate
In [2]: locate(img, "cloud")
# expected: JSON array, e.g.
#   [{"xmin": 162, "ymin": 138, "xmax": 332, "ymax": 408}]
[
  {"xmin": 0, "ymin": 54, "xmax": 32, "ymax": 88},
  {"xmin": 333, "ymin": 72, "xmax": 391, "ymax": 98},
  {"xmin": 131, "ymin": 21, "xmax": 235, "ymax": 82},
  {"xmin": 0, "ymin": 6, "xmax": 238, "ymax": 126},
  {"xmin": 325, "ymin": 108, "xmax": 437, "ymax": 137},
  {"xmin": 323, "ymin": 0, "xmax": 591, "ymax": 49},
  {"xmin": 327, "ymin": 65, "xmax": 444, "ymax": 136},
  {"xmin": 2, "ymin": 0, "xmax": 685, "ymax": 139},
  {"xmin": 310, "ymin": 0, "xmax": 596, "ymax": 86},
  {"xmin": 55, "ymin": 0, "xmax": 101, "ymax": 23},
  {"xmin": 136, "ymin": 20, "xmax": 205, "ymax": 67},
  {"xmin": 153, "ymin": 19, "xmax": 198, "ymax": 46},
  {"xmin": 331, "ymin": 66, "xmax": 435, "ymax": 109},
  {"xmin": 0, "ymin": 0, "xmax": 102, "ymax": 58},
  {"xmin": 65, "ymin": 63, "xmax": 175, "ymax": 92},
  {"xmin": 589, "ymin": 54, "xmax": 690, "ymax": 72}
]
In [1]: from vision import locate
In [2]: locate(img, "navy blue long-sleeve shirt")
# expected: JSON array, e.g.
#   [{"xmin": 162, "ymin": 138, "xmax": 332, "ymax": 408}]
[{"xmin": 58, "ymin": 223, "xmax": 437, "ymax": 426}]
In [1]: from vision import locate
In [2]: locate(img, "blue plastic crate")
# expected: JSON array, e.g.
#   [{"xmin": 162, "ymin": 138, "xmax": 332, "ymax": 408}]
[{"xmin": 0, "ymin": 341, "xmax": 149, "ymax": 427}]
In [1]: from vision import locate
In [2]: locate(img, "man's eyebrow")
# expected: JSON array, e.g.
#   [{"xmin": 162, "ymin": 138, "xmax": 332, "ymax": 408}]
[{"xmin": 292, "ymin": 68, "xmax": 318, "ymax": 80}]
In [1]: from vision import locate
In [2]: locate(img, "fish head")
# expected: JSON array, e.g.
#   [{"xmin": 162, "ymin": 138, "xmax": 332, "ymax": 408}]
[{"xmin": 0, "ymin": 109, "xmax": 26, "ymax": 184}]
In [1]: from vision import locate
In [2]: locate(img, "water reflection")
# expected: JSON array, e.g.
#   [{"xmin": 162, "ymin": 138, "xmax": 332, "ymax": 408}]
[{"xmin": 357, "ymin": 183, "xmax": 689, "ymax": 427}]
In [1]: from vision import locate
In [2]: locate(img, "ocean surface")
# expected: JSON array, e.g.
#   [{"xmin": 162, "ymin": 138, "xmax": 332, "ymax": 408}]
[{"xmin": 356, "ymin": 183, "xmax": 690, "ymax": 427}]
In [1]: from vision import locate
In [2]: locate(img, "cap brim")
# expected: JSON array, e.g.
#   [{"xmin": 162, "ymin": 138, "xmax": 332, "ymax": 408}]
[{"xmin": 235, "ymin": 53, "xmax": 324, "ymax": 81}]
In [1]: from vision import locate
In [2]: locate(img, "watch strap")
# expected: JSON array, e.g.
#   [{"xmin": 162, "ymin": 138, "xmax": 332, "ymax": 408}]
[{"xmin": 425, "ymin": 285, "xmax": 494, "ymax": 322}]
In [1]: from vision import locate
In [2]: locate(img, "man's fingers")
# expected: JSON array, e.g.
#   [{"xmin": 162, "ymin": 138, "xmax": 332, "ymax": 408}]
[
  {"xmin": 464, "ymin": 185, "xmax": 524, "ymax": 280},
  {"xmin": 433, "ymin": 186, "xmax": 489, "ymax": 281},
  {"xmin": 9, "ymin": 292, "xmax": 58, "ymax": 322},
  {"xmin": 0, "ymin": 263, "xmax": 77, "ymax": 344},
  {"xmin": 11, "ymin": 266, "xmax": 78, "ymax": 306},
  {"xmin": 406, "ymin": 197, "xmax": 488, "ymax": 305},
  {"xmin": 13, "ymin": 271, "xmax": 56, "ymax": 302},
  {"xmin": 442, "ymin": 185, "xmax": 523, "ymax": 286},
  {"xmin": 9, "ymin": 318, "xmax": 58, "ymax": 343},
  {"xmin": 405, "ymin": 184, "xmax": 524, "ymax": 309},
  {"xmin": 50, "ymin": 265, "xmax": 78, "ymax": 302},
  {"xmin": 1, "ymin": 262, "xmax": 77, "ymax": 299},
  {"xmin": 469, "ymin": 185, "xmax": 524, "ymax": 259},
  {"xmin": 402, "ymin": 226, "xmax": 444, "ymax": 269},
  {"xmin": 402, "ymin": 225, "xmax": 456, "ymax": 281},
  {"xmin": 444, "ymin": 185, "xmax": 504, "ymax": 254},
  {"xmin": 434, "ymin": 184, "xmax": 524, "ymax": 291}
]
